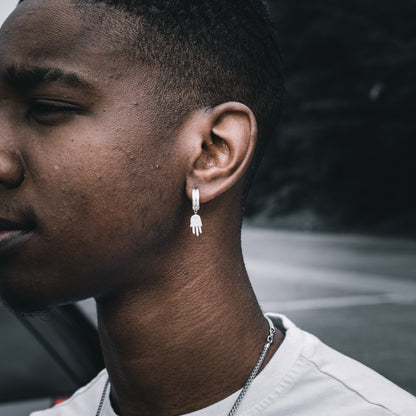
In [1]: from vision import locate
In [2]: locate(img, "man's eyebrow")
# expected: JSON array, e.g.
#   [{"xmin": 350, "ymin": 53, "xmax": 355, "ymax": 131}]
[{"xmin": 4, "ymin": 65, "xmax": 94, "ymax": 89}]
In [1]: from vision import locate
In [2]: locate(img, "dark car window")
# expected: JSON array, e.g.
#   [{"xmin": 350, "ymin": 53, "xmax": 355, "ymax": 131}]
[{"xmin": 0, "ymin": 302, "xmax": 103, "ymax": 403}]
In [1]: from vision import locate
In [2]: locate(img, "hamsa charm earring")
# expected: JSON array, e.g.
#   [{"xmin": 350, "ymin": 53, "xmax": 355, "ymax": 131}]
[{"xmin": 190, "ymin": 189, "xmax": 203, "ymax": 236}]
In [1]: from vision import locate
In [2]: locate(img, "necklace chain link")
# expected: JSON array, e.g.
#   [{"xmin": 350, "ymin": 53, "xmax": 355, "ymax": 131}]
[
  {"xmin": 227, "ymin": 316, "xmax": 275, "ymax": 416},
  {"xmin": 96, "ymin": 316, "xmax": 275, "ymax": 416}
]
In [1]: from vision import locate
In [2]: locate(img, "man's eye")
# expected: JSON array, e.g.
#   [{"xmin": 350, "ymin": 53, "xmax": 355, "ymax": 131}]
[{"xmin": 28, "ymin": 100, "xmax": 82, "ymax": 124}]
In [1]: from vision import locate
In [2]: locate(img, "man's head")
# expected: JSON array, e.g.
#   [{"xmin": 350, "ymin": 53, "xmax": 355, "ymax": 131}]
[
  {"xmin": 0, "ymin": 0, "xmax": 284, "ymax": 311},
  {"xmin": 22, "ymin": 0, "xmax": 284, "ymax": 170}
]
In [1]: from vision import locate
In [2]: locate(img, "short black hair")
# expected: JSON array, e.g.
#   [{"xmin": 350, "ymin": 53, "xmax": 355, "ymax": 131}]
[{"xmin": 19, "ymin": 0, "xmax": 285, "ymax": 185}]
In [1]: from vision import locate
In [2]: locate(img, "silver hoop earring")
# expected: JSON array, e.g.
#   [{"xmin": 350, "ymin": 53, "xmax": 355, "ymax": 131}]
[{"xmin": 190, "ymin": 189, "xmax": 203, "ymax": 236}]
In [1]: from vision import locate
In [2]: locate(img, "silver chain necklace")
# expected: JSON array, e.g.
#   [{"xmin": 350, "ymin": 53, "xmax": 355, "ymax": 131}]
[{"xmin": 96, "ymin": 316, "xmax": 275, "ymax": 416}]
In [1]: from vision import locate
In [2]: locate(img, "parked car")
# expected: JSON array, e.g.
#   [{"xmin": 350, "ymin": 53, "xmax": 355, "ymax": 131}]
[{"xmin": 0, "ymin": 301, "xmax": 104, "ymax": 415}]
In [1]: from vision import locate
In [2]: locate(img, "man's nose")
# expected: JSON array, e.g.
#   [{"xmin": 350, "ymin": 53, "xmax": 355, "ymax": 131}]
[{"xmin": 0, "ymin": 150, "xmax": 25, "ymax": 188}]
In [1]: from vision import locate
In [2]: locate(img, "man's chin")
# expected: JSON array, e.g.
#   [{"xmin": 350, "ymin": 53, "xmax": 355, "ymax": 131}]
[{"xmin": 0, "ymin": 280, "xmax": 71, "ymax": 314}]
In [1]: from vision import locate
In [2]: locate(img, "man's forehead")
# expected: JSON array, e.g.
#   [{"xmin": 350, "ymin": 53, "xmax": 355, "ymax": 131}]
[
  {"xmin": 4, "ymin": 0, "xmax": 81, "ymax": 33},
  {"xmin": 0, "ymin": 0, "xmax": 84, "ymax": 60},
  {"xmin": 0, "ymin": 0, "xmax": 138, "ymax": 85}
]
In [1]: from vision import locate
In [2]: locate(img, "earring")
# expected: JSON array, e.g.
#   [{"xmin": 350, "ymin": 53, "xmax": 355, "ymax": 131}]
[{"xmin": 190, "ymin": 189, "xmax": 203, "ymax": 236}]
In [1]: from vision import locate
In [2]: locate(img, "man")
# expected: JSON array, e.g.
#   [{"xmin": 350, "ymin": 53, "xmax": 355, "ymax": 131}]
[{"xmin": 0, "ymin": 1, "xmax": 414, "ymax": 415}]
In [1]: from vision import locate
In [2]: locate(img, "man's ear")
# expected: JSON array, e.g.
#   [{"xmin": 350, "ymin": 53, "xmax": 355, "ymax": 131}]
[{"xmin": 184, "ymin": 102, "xmax": 257, "ymax": 203}]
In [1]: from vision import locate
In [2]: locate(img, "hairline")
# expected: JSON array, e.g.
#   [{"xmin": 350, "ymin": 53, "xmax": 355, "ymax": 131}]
[{"xmin": 16, "ymin": 0, "xmax": 285, "ymax": 200}]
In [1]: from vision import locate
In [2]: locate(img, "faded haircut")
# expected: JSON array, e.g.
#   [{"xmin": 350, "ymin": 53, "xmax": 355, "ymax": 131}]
[{"xmin": 19, "ymin": 0, "xmax": 285, "ymax": 187}]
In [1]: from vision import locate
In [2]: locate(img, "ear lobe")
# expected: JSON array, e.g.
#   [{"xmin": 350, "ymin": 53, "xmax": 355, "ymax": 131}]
[{"xmin": 186, "ymin": 102, "xmax": 257, "ymax": 203}]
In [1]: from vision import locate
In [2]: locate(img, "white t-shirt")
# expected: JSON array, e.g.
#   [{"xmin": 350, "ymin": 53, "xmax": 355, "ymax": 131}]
[{"xmin": 31, "ymin": 314, "xmax": 416, "ymax": 416}]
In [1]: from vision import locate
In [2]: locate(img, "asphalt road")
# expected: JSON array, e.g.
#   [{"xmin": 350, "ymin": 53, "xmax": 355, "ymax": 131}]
[{"xmin": 242, "ymin": 227, "xmax": 416, "ymax": 396}]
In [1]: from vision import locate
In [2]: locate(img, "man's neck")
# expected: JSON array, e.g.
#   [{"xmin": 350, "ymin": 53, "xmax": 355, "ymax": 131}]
[{"xmin": 95, "ymin": 236, "xmax": 282, "ymax": 416}]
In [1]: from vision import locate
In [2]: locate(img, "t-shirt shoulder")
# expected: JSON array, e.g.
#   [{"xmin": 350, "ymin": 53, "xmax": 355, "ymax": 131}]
[
  {"xmin": 296, "ymin": 329, "xmax": 416, "ymax": 416},
  {"xmin": 28, "ymin": 314, "xmax": 416, "ymax": 416}
]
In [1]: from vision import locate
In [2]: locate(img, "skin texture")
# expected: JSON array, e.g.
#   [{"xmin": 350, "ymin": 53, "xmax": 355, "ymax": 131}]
[{"xmin": 0, "ymin": 1, "xmax": 284, "ymax": 415}]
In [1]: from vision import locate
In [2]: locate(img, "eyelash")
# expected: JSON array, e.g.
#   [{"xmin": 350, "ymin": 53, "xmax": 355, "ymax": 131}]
[{"xmin": 27, "ymin": 99, "xmax": 83, "ymax": 124}]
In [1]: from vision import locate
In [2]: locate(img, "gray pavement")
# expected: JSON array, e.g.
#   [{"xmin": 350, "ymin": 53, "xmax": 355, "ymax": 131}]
[{"xmin": 242, "ymin": 227, "xmax": 416, "ymax": 395}]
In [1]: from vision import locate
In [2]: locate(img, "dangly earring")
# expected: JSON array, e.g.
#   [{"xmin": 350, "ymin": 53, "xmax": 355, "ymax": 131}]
[{"xmin": 190, "ymin": 189, "xmax": 203, "ymax": 236}]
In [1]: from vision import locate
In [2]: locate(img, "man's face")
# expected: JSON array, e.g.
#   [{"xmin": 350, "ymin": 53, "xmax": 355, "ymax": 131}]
[{"xmin": 0, "ymin": 0, "xmax": 185, "ymax": 310}]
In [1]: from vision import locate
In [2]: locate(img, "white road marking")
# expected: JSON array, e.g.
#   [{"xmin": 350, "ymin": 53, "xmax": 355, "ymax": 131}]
[
  {"xmin": 260, "ymin": 293, "xmax": 416, "ymax": 312},
  {"xmin": 245, "ymin": 258, "xmax": 416, "ymax": 295}
]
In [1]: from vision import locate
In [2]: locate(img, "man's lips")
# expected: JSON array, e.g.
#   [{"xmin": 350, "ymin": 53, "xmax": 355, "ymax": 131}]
[
  {"xmin": 0, "ymin": 218, "xmax": 35, "ymax": 250},
  {"xmin": 0, "ymin": 217, "xmax": 33, "ymax": 232},
  {"xmin": 0, "ymin": 230, "xmax": 23, "ymax": 240}
]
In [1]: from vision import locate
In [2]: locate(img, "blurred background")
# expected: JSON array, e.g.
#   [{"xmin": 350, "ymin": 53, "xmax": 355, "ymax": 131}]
[
  {"xmin": 244, "ymin": 0, "xmax": 416, "ymax": 396},
  {"xmin": 0, "ymin": 1, "xmax": 16, "ymax": 25},
  {"xmin": 0, "ymin": 1, "xmax": 415, "ymax": 414},
  {"xmin": 246, "ymin": 0, "xmax": 416, "ymax": 237}
]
